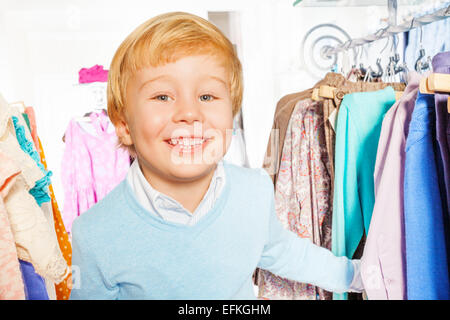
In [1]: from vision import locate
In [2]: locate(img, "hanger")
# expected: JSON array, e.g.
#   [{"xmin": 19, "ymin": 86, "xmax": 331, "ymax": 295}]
[
  {"xmin": 420, "ymin": 73, "xmax": 450, "ymax": 93},
  {"xmin": 346, "ymin": 46, "xmax": 366, "ymax": 81},
  {"xmin": 62, "ymin": 109, "xmax": 109, "ymax": 142},
  {"xmin": 371, "ymin": 58, "xmax": 384, "ymax": 80},
  {"xmin": 74, "ymin": 109, "xmax": 106, "ymax": 122},
  {"xmin": 420, "ymin": 73, "xmax": 450, "ymax": 113},
  {"xmin": 314, "ymin": 83, "xmax": 404, "ymax": 102},
  {"xmin": 385, "ymin": 34, "xmax": 408, "ymax": 83},
  {"xmin": 414, "ymin": 26, "xmax": 432, "ymax": 73},
  {"xmin": 383, "ymin": 34, "xmax": 406, "ymax": 100}
]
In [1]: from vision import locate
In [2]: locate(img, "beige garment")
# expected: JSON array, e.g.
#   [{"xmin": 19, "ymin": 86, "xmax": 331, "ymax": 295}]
[
  {"xmin": 262, "ymin": 77, "xmax": 330, "ymax": 185},
  {"xmin": 0, "ymin": 94, "xmax": 69, "ymax": 283},
  {"xmin": 0, "ymin": 151, "xmax": 25, "ymax": 300}
]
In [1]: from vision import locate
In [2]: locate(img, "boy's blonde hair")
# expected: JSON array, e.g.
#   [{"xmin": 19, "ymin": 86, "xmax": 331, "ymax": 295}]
[{"xmin": 107, "ymin": 12, "xmax": 243, "ymax": 153}]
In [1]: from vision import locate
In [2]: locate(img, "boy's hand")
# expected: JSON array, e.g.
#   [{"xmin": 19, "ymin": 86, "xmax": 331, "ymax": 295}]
[{"xmin": 348, "ymin": 260, "xmax": 364, "ymax": 292}]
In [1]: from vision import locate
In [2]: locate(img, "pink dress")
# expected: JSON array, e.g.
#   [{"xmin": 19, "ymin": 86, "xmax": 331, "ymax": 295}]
[{"xmin": 61, "ymin": 111, "xmax": 130, "ymax": 233}]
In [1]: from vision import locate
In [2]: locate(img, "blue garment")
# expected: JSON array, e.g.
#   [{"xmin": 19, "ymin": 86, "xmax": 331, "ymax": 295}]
[
  {"xmin": 11, "ymin": 116, "xmax": 52, "ymax": 206},
  {"xmin": 70, "ymin": 162, "xmax": 356, "ymax": 299},
  {"xmin": 404, "ymin": 4, "xmax": 450, "ymax": 72},
  {"xmin": 19, "ymin": 260, "xmax": 49, "ymax": 300},
  {"xmin": 404, "ymin": 93, "xmax": 450, "ymax": 300}
]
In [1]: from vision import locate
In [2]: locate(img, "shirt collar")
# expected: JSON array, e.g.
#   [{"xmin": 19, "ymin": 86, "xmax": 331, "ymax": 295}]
[{"xmin": 128, "ymin": 158, "xmax": 225, "ymax": 215}]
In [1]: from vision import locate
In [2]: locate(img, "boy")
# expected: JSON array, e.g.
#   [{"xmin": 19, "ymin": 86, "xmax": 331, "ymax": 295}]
[{"xmin": 70, "ymin": 12, "xmax": 363, "ymax": 299}]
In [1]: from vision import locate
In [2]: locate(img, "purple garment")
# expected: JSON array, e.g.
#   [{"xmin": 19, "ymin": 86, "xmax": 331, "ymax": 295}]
[
  {"xmin": 431, "ymin": 51, "xmax": 450, "ymax": 280},
  {"xmin": 360, "ymin": 73, "xmax": 421, "ymax": 300},
  {"xmin": 432, "ymin": 51, "xmax": 450, "ymax": 216},
  {"xmin": 61, "ymin": 111, "xmax": 130, "ymax": 233},
  {"xmin": 19, "ymin": 260, "xmax": 49, "ymax": 300}
]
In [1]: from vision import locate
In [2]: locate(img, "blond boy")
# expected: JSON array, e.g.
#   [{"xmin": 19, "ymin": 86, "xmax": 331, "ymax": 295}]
[{"xmin": 70, "ymin": 12, "xmax": 363, "ymax": 299}]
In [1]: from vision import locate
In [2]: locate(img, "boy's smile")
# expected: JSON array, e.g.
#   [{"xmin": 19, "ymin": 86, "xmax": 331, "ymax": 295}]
[{"xmin": 116, "ymin": 54, "xmax": 233, "ymax": 208}]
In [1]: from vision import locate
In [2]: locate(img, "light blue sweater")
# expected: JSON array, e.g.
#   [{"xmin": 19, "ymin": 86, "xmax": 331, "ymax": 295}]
[{"xmin": 70, "ymin": 162, "xmax": 355, "ymax": 299}]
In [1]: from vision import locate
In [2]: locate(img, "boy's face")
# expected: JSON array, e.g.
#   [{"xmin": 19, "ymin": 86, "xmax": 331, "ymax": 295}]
[{"xmin": 118, "ymin": 54, "xmax": 234, "ymax": 182}]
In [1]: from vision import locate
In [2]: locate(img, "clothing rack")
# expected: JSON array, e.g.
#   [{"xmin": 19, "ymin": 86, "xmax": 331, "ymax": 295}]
[{"xmin": 321, "ymin": 4, "xmax": 450, "ymax": 58}]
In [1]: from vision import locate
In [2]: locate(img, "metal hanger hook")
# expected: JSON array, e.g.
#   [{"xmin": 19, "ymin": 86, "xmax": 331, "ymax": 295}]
[{"xmin": 380, "ymin": 36, "xmax": 391, "ymax": 55}]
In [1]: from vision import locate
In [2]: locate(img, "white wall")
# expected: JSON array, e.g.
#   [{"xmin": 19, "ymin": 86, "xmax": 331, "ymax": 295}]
[{"xmin": 0, "ymin": 0, "xmax": 410, "ymax": 207}]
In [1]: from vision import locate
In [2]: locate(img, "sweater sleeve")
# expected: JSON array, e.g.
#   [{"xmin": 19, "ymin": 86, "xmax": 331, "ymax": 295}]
[
  {"xmin": 69, "ymin": 218, "xmax": 119, "ymax": 300},
  {"xmin": 257, "ymin": 171, "xmax": 356, "ymax": 294}
]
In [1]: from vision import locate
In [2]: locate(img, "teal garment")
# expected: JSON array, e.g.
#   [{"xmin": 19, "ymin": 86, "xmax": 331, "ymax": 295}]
[
  {"xmin": 12, "ymin": 116, "xmax": 52, "ymax": 206},
  {"xmin": 70, "ymin": 162, "xmax": 356, "ymax": 299},
  {"xmin": 22, "ymin": 113, "xmax": 31, "ymax": 132},
  {"xmin": 331, "ymin": 87, "xmax": 396, "ymax": 300}
]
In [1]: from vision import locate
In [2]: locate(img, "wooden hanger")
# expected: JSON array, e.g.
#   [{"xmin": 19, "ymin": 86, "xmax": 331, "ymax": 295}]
[
  {"xmin": 448, "ymin": 97, "xmax": 450, "ymax": 114},
  {"xmin": 311, "ymin": 88, "xmax": 320, "ymax": 101},
  {"xmin": 419, "ymin": 73, "xmax": 450, "ymax": 113},
  {"xmin": 420, "ymin": 73, "xmax": 450, "ymax": 94},
  {"xmin": 312, "ymin": 85, "xmax": 404, "ymax": 101}
]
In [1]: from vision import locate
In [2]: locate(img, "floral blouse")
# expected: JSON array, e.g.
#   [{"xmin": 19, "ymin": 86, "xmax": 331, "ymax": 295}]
[{"xmin": 257, "ymin": 98, "xmax": 333, "ymax": 300}]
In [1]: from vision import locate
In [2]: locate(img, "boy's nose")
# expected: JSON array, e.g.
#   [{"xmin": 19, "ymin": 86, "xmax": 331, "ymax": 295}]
[{"xmin": 172, "ymin": 100, "xmax": 204, "ymax": 124}]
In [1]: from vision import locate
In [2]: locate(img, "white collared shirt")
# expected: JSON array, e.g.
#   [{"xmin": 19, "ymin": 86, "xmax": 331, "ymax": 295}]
[{"xmin": 126, "ymin": 159, "xmax": 225, "ymax": 226}]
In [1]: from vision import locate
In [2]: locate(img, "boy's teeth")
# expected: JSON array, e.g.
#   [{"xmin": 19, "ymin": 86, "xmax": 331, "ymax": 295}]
[{"xmin": 169, "ymin": 138, "xmax": 206, "ymax": 146}]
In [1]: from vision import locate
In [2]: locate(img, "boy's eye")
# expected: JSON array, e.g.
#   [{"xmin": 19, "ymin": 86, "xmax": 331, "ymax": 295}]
[
  {"xmin": 154, "ymin": 95, "xmax": 171, "ymax": 101},
  {"xmin": 199, "ymin": 94, "xmax": 214, "ymax": 102}
]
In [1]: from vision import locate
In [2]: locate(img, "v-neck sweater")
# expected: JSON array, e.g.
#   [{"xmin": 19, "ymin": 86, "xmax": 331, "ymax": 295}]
[{"xmin": 70, "ymin": 161, "xmax": 356, "ymax": 299}]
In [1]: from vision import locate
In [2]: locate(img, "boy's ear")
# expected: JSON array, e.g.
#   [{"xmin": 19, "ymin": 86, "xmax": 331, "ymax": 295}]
[{"xmin": 115, "ymin": 117, "xmax": 133, "ymax": 146}]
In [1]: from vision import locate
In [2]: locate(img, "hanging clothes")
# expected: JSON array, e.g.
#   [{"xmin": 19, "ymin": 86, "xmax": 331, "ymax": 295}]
[
  {"xmin": 432, "ymin": 51, "xmax": 450, "ymax": 218},
  {"xmin": 38, "ymin": 137, "xmax": 72, "ymax": 300},
  {"xmin": 404, "ymin": 92, "xmax": 449, "ymax": 300},
  {"xmin": 262, "ymin": 89, "xmax": 315, "ymax": 184},
  {"xmin": 262, "ymin": 75, "xmax": 337, "ymax": 185},
  {"xmin": 0, "ymin": 151, "xmax": 25, "ymax": 300},
  {"xmin": 24, "ymin": 107, "xmax": 41, "ymax": 156},
  {"xmin": 257, "ymin": 98, "xmax": 333, "ymax": 300},
  {"xmin": 360, "ymin": 72, "xmax": 421, "ymax": 300},
  {"xmin": 11, "ymin": 114, "xmax": 52, "ymax": 206},
  {"xmin": 319, "ymin": 75, "xmax": 405, "ymax": 204},
  {"xmin": 404, "ymin": 10, "xmax": 450, "ymax": 73},
  {"xmin": 332, "ymin": 87, "xmax": 397, "ymax": 300},
  {"xmin": 263, "ymin": 72, "xmax": 405, "ymax": 192},
  {"xmin": 61, "ymin": 110, "xmax": 130, "ymax": 233},
  {"xmin": 0, "ymin": 95, "xmax": 69, "ymax": 284}
]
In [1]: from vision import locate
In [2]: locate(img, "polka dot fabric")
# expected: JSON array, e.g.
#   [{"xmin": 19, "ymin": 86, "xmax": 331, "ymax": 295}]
[
  {"xmin": 61, "ymin": 111, "xmax": 130, "ymax": 233},
  {"xmin": 38, "ymin": 138, "xmax": 72, "ymax": 300}
]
